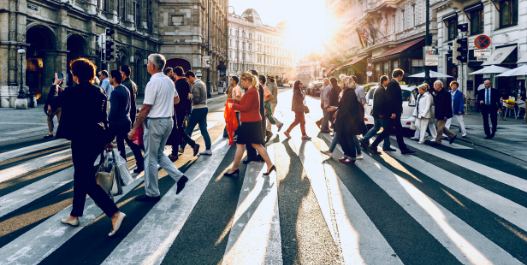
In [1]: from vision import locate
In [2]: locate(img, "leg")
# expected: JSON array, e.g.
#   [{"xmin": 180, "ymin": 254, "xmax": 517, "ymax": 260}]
[
  {"xmin": 490, "ymin": 110, "xmax": 498, "ymax": 136},
  {"xmin": 428, "ymin": 121, "xmax": 438, "ymax": 138},
  {"xmin": 143, "ymin": 119, "xmax": 163, "ymax": 197},
  {"xmin": 339, "ymin": 134, "xmax": 356, "ymax": 159},
  {"xmin": 116, "ymin": 131, "xmax": 127, "ymax": 161},
  {"xmin": 181, "ymin": 110, "xmax": 200, "ymax": 149},
  {"xmin": 392, "ymin": 119, "xmax": 407, "ymax": 150},
  {"xmin": 443, "ymin": 118, "xmax": 452, "ymax": 137},
  {"xmin": 455, "ymin": 115, "xmax": 467, "ymax": 136},
  {"xmin": 230, "ymin": 144, "xmax": 246, "ymax": 172},
  {"xmin": 252, "ymin": 143, "xmax": 273, "ymax": 169},
  {"xmin": 328, "ymin": 132, "xmax": 339, "ymax": 152},
  {"xmin": 370, "ymin": 119, "xmax": 391, "ymax": 147},
  {"xmin": 123, "ymin": 132, "xmax": 144, "ymax": 169},
  {"xmin": 353, "ymin": 135, "xmax": 362, "ymax": 155},
  {"xmin": 270, "ymin": 104, "xmax": 283, "ymax": 127},
  {"xmin": 414, "ymin": 118, "xmax": 422, "ymax": 139},
  {"xmin": 299, "ymin": 112, "xmax": 307, "ymax": 136},
  {"xmin": 285, "ymin": 111, "xmax": 302, "ymax": 133},
  {"xmin": 321, "ymin": 109, "xmax": 330, "ymax": 131},
  {"xmin": 46, "ymin": 111, "xmax": 55, "ymax": 134},
  {"xmin": 362, "ymin": 118, "xmax": 381, "ymax": 143},
  {"xmin": 435, "ymin": 120, "xmax": 446, "ymax": 143},
  {"xmin": 379, "ymin": 119, "xmax": 392, "ymax": 149},
  {"xmin": 157, "ymin": 119, "xmax": 184, "ymax": 182},
  {"xmin": 481, "ymin": 107, "xmax": 491, "ymax": 136},
  {"xmin": 197, "ymin": 108, "xmax": 212, "ymax": 150},
  {"xmin": 419, "ymin": 119, "xmax": 430, "ymax": 143}
]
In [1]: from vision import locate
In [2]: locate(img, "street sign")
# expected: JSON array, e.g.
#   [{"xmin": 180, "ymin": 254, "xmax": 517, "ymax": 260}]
[
  {"xmin": 424, "ymin": 46, "xmax": 439, "ymax": 66},
  {"xmin": 367, "ymin": 71, "xmax": 372, "ymax": 76},
  {"xmin": 475, "ymin": 35, "xmax": 491, "ymax": 49},
  {"xmin": 202, "ymin": 56, "xmax": 210, "ymax": 68},
  {"xmin": 367, "ymin": 58, "xmax": 373, "ymax": 64},
  {"xmin": 474, "ymin": 49, "xmax": 491, "ymax": 57},
  {"xmin": 97, "ymin": 33, "xmax": 105, "ymax": 48},
  {"xmin": 477, "ymin": 57, "xmax": 488, "ymax": 62},
  {"xmin": 366, "ymin": 65, "xmax": 373, "ymax": 71}
]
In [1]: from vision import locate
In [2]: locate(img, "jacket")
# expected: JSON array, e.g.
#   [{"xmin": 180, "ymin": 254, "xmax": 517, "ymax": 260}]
[
  {"xmin": 268, "ymin": 82, "xmax": 278, "ymax": 104},
  {"xmin": 435, "ymin": 89, "xmax": 453, "ymax": 120},
  {"xmin": 412, "ymin": 92, "xmax": 432, "ymax": 119},
  {"xmin": 477, "ymin": 88, "xmax": 500, "ymax": 111},
  {"xmin": 336, "ymin": 89, "xmax": 367, "ymax": 136},
  {"xmin": 175, "ymin": 78, "xmax": 192, "ymax": 117},
  {"xmin": 328, "ymin": 84, "xmax": 341, "ymax": 108},
  {"xmin": 452, "ymin": 89, "xmax": 464, "ymax": 115},
  {"xmin": 232, "ymin": 87, "xmax": 261, "ymax": 122},
  {"xmin": 122, "ymin": 77, "xmax": 138, "ymax": 120},
  {"xmin": 372, "ymin": 85, "xmax": 389, "ymax": 119},
  {"xmin": 108, "ymin": 85, "xmax": 131, "ymax": 125},
  {"xmin": 191, "ymin": 79, "xmax": 207, "ymax": 108},
  {"xmin": 291, "ymin": 87, "xmax": 305, "ymax": 113},
  {"xmin": 51, "ymin": 81, "xmax": 110, "ymax": 143},
  {"xmin": 386, "ymin": 79, "xmax": 403, "ymax": 116},
  {"xmin": 224, "ymin": 99, "xmax": 239, "ymax": 146}
]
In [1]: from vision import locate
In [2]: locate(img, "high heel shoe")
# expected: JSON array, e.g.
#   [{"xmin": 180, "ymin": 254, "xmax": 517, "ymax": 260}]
[
  {"xmin": 224, "ymin": 169, "xmax": 240, "ymax": 177},
  {"xmin": 263, "ymin": 165, "xmax": 276, "ymax": 176}
]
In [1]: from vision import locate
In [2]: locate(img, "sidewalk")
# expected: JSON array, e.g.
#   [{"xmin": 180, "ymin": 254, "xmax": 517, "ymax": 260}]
[{"xmin": 449, "ymin": 111, "xmax": 527, "ymax": 162}]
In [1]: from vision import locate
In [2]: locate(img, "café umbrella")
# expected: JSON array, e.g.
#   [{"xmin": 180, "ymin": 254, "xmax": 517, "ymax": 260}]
[
  {"xmin": 496, "ymin": 65, "xmax": 527, "ymax": 77},
  {"xmin": 469, "ymin": 65, "xmax": 511, "ymax": 75},
  {"xmin": 408, "ymin": 71, "xmax": 453, "ymax": 78}
]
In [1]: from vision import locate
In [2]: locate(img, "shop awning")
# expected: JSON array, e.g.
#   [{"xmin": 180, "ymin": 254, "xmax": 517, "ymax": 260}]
[
  {"xmin": 374, "ymin": 38, "xmax": 424, "ymax": 59},
  {"xmin": 324, "ymin": 65, "xmax": 335, "ymax": 75},
  {"xmin": 517, "ymin": 52, "xmax": 527, "ymax": 64},
  {"xmin": 482, "ymin": 46, "xmax": 517, "ymax": 66},
  {"xmin": 335, "ymin": 55, "xmax": 369, "ymax": 71}
]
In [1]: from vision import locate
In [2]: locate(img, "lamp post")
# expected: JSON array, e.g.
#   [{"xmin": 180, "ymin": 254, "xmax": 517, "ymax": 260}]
[
  {"xmin": 206, "ymin": 0, "xmax": 211, "ymax": 98},
  {"xmin": 17, "ymin": 49, "xmax": 26, "ymax": 99},
  {"xmin": 424, "ymin": 0, "xmax": 431, "ymax": 85}
]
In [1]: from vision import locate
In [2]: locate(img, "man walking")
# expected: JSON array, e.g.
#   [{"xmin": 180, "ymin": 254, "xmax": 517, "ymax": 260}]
[
  {"xmin": 128, "ymin": 54, "xmax": 188, "ymax": 202},
  {"xmin": 266, "ymin": 76, "xmax": 283, "ymax": 132},
  {"xmin": 108, "ymin": 70, "xmax": 144, "ymax": 172},
  {"xmin": 99, "ymin": 70, "xmax": 113, "ymax": 112},
  {"xmin": 360, "ymin": 75, "xmax": 393, "ymax": 151},
  {"xmin": 369, "ymin": 69, "xmax": 415, "ymax": 154},
  {"xmin": 445, "ymin": 81, "xmax": 466, "ymax": 138},
  {"xmin": 120, "ymin": 65, "xmax": 138, "ymax": 126},
  {"xmin": 351, "ymin": 75, "xmax": 367, "ymax": 106},
  {"xmin": 477, "ymin": 79, "xmax": 501, "ymax": 139},
  {"xmin": 180, "ymin": 71, "xmax": 212, "ymax": 155},
  {"xmin": 317, "ymin": 78, "xmax": 332, "ymax": 133},
  {"xmin": 432, "ymin": 80, "xmax": 457, "ymax": 145}
]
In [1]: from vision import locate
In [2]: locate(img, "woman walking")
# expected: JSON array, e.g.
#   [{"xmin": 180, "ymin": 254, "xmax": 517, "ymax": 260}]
[
  {"xmin": 283, "ymin": 80, "xmax": 311, "ymax": 140},
  {"xmin": 224, "ymin": 72, "xmax": 275, "ymax": 177},
  {"xmin": 412, "ymin": 84, "xmax": 433, "ymax": 144},
  {"xmin": 52, "ymin": 58, "xmax": 126, "ymax": 236}
]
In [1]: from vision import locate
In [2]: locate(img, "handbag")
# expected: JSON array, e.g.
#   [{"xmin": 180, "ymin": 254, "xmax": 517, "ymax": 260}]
[
  {"xmin": 304, "ymin": 104, "xmax": 310, "ymax": 114},
  {"xmin": 133, "ymin": 124, "xmax": 144, "ymax": 146},
  {"xmin": 112, "ymin": 148, "xmax": 134, "ymax": 186},
  {"xmin": 95, "ymin": 151, "xmax": 123, "ymax": 199}
]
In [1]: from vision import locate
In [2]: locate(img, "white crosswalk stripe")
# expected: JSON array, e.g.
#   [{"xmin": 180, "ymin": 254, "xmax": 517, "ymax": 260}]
[{"xmin": 0, "ymin": 107, "xmax": 527, "ymax": 265}]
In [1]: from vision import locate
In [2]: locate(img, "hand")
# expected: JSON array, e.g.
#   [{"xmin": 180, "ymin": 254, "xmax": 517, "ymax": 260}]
[
  {"xmin": 391, "ymin": 113, "xmax": 396, "ymax": 119},
  {"xmin": 105, "ymin": 143, "xmax": 114, "ymax": 152},
  {"xmin": 498, "ymin": 109, "xmax": 502, "ymax": 113},
  {"xmin": 127, "ymin": 128, "xmax": 136, "ymax": 140},
  {"xmin": 444, "ymin": 117, "xmax": 448, "ymax": 121},
  {"xmin": 47, "ymin": 105, "xmax": 51, "ymax": 112},
  {"xmin": 379, "ymin": 114, "xmax": 384, "ymax": 118},
  {"xmin": 480, "ymin": 100, "xmax": 484, "ymax": 104},
  {"xmin": 188, "ymin": 94, "xmax": 193, "ymax": 99},
  {"xmin": 458, "ymin": 111, "xmax": 462, "ymax": 115}
]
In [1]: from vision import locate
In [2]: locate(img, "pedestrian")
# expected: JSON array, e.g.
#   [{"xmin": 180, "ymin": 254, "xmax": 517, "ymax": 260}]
[
  {"xmin": 432, "ymin": 80, "xmax": 457, "ymax": 145},
  {"xmin": 412, "ymin": 84, "xmax": 433, "ymax": 144},
  {"xmin": 180, "ymin": 71, "xmax": 212, "ymax": 155},
  {"xmin": 444, "ymin": 81, "xmax": 467, "ymax": 138},
  {"xmin": 167, "ymin": 66, "xmax": 197, "ymax": 161},
  {"xmin": 317, "ymin": 78, "xmax": 332, "ymax": 133},
  {"xmin": 107, "ymin": 70, "xmax": 144, "ymax": 172},
  {"xmin": 243, "ymin": 69, "xmax": 266, "ymax": 164},
  {"xmin": 127, "ymin": 54, "xmax": 188, "ymax": 202},
  {"xmin": 99, "ymin": 70, "xmax": 113, "ymax": 112},
  {"xmin": 224, "ymin": 72, "xmax": 275, "ymax": 177},
  {"xmin": 260, "ymin": 75, "xmax": 284, "ymax": 143},
  {"xmin": 350, "ymin": 75, "xmax": 366, "ymax": 106},
  {"xmin": 328, "ymin": 77, "xmax": 342, "ymax": 130},
  {"xmin": 164, "ymin": 67, "xmax": 174, "ymax": 80},
  {"xmin": 53, "ymin": 58, "xmax": 126, "ymax": 236},
  {"xmin": 44, "ymin": 73, "xmax": 64, "ymax": 139},
  {"xmin": 283, "ymin": 80, "xmax": 311, "ymax": 140},
  {"xmin": 477, "ymin": 79, "xmax": 501, "ymax": 139},
  {"xmin": 120, "ymin": 65, "xmax": 138, "ymax": 126},
  {"xmin": 265, "ymin": 76, "xmax": 284, "ymax": 133},
  {"xmin": 368, "ymin": 69, "xmax": 415, "ymax": 154},
  {"xmin": 360, "ymin": 75, "xmax": 393, "ymax": 151}
]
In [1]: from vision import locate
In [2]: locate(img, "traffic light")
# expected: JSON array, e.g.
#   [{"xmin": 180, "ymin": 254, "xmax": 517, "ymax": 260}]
[
  {"xmin": 452, "ymin": 40, "xmax": 460, "ymax": 65},
  {"xmin": 105, "ymin": 29, "xmax": 115, "ymax": 62},
  {"xmin": 456, "ymin": 38, "xmax": 469, "ymax": 64},
  {"xmin": 457, "ymin": 23, "xmax": 469, "ymax": 33},
  {"xmin": 115, "ymin": 45, "xmax": 120, "ymax": 61}
]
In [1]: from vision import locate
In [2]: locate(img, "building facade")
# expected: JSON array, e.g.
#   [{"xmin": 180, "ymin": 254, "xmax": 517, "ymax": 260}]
[
  {"xmin": 227, "ymin": 8, "xmax": 295, "ymax": 78},
  {"xmin": 158, "ymin": 0, "xmax": 228, "ymax": 92},
  {"xmin": 0, "ymin": 0, "xmax": 161, "ymax": 108}
]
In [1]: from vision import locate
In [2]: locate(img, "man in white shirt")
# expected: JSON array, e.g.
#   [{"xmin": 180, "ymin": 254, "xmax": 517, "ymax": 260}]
[
  {"xmin": 128, "ymin": 54, "xmax": 188, "ymax": 202},
  {"xmin": 99, "ymin": 70, "xmax": 113, "ymax": 112}
]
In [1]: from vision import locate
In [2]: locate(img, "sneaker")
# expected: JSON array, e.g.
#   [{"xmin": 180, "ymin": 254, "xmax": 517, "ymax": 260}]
[
  {"xmin": 277, "ymin": 124, "xmax": 284, "ymax": 132},
  {"xmin": 418, "ymin": 140, "xmax": 425, "ymax": 144},
  {"xmin": 320, "ymin": 150, "xmax": 333, "ymax": 156},
  {"xmin": 199, "ymin": 150, "xmax": 212, "ymax": 155},
  {"xmin": 135, "ymin": 194, "xmax": 161, "ymax": 202},
  {"xmin": 356, "ymin": 154, "xmax": 363, "ymax": 160},
  {"xmin": 410, "ymin": 137, "xmax": 419, "ymax": 141},
  {"xmin": 44, "ymin": 134, "xmax": 54, "ymax": 139}
]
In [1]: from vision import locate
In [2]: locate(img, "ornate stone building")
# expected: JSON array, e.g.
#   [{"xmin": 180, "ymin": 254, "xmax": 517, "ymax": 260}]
[
  {"xmin": 0, "ymin": 0, "xmax": 161, "ymax": 108},
  {"xmin": 227, "ymin": 11, "xmax": 256, "ymax": 76}
]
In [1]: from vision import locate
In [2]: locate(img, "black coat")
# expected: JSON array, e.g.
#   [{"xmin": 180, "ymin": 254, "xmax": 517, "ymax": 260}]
[
  {"xmin": 167, "ymin": 79, "xmax": 192, "ymax": 146},
  {"xmin": 435, "ymin": 89, "xmax": 453, "ymax": 120},
  {"xmin": 386, "ymin": 79, "xmax": 403, "ymax": 116},
  {"xmin": 291, "ymin": 87, "xmax": 305, "ymax": 113},
  {"xmin": 477, "ymin": 88, "xmax": 500, "ymax": 111},
  {"xmin": 122, "ymin": 77, "xmax": 138, "ymax": 120},
  {"xmin": 329, "ymin": 84, "xmax": 342, "ymax": 107},
  {"xmin": 51, "ymin": 81, "xmax": 110, "ymax": 143},
  {"xmin": 372, "ymin": 85, "xmax": 390, "ymax": 119},
  {"xmin": 44, "ymin": 85, "xmax": 62, "ymax": 113},
  {"xmin": 336, "ymin": 89, "xmax": 367, "ymax": 136}
]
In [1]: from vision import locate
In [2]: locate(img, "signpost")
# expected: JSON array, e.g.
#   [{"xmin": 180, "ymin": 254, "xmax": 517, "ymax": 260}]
[
  {"xmin": 474, "ymin": 35, "xmax": 491, "ymax": 61},
  {"xmin": 367, "ymin": 58, "xmax": 372, "ymax": 82},
  {"xmin": 424, "ymin": 46, "xmax": 439, "ymax": 66},
  {"xmin": 202, "ymin": 56, "xmax": 210, "ymax": 68}
]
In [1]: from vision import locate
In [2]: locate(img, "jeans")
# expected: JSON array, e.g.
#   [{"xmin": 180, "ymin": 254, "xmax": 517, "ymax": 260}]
[
  {"xmin": 144, "ymin": 118, "xmax": 185, "ymax": 197},
  {"xmin": 181, "ymin": 108, "xmax": 211, "ymax": 150},
  {"xmin": 362, "ymin": 118, "xmax": 391, "ymax": 149},
  {"xmin": 70, "ymin": 139, "xmax": 118, "ymax": 217},
  {"xmin": 108, "ymin": 123, "xmax": 144, "ymax": 169},
  {"xmin": 321, "ymin": 108, "xmax": 331, "ymax": 131},
  {"xmin": 329, "ymin": 132, "xmax": 339, "ymax": 152}
]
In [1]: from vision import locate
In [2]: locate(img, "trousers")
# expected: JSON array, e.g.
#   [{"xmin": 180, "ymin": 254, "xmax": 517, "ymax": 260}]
[
  {"xmin": 108, "ymin": 123, "xmax": 144, "ymax": 169},
  {"xmin": 47, "ymin": 108, "xmax": 62, "ymax": 133},
  {"xmin": 435, "ymin": 119, "xmax": 456, "ymax": 143},
  {"xmin": 144, "ymin": 118, "xmax": 185, "ymax": 197},
  {"xmin": 481, "ymin": 105, "xmax": 498, "ymax": 136},
  {"xmin": 362, "ymin": 117, "xmax": 391, "ymax": 149},
  {"xmin": 371, "ymin": 117, "xmax": 407, "ymax": 151},
  {"xmin": 181, "ymin": 108, "xmax": 211, "ymax": 150},
  {"xmin": 415, "ymin": 118, "xmax": 430, "ymax": 142},
  {"xmin": 445, "ymin": 115, "xmax": 466, "ymax": 136}
]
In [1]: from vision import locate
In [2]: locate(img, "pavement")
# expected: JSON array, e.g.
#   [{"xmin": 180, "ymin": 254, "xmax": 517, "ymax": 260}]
[{"xmin": 0, "ymin": 87, "xmax": 526, "ymax": 264}]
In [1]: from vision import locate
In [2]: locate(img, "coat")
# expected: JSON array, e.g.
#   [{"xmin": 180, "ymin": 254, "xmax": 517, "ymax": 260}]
[
  {"xmin": 336, "ymin": 89, "xmax": 367, "ymax": 136},
  {"xmin": 452, "ymin": 89, "xmax": 464, "ymax": 115},
  {"xmin": 477, "ymin": 88, "xmax": 500, "ymax": 111},
  {"xmin": 412, "ymin": 92, "xmax": 432, "ymax": 119},
  {"xmin": 372, "ymin": 85, "xmax": 390, "ymax": 119},
  {"xmin": 386, "ymin": 79, "xmax": 403, "ymax": 116},
  {"xmin": 51, "ymin": 81, "xmax": 110, "ymax": 143},
  {"xmin": 435, "ymin": 89, "xmax": 453, "ymax": 120},
  {"xmin": 291, "ymin": 87, "xmax": 305, "ymax": 113}
]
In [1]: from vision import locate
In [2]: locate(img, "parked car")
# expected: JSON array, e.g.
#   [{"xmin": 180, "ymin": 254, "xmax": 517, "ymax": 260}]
[
  {"xmin": 360, "ymin": 82, "xmax": 380, "ymax": 94},
  {"xmin": 306, "ymin": 82, "xmax": 324, "ymax": 96},
  {"xmin": 288, "ymin": 79, "xmax": 295, "ymax": 87},
  {"xmin": 363, "ymin": 84, "xmax": 418, "ymax": 129}
]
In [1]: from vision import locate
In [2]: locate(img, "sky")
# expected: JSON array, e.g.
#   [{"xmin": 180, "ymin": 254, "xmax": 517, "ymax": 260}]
[{"xmin": 229, "ymin": 0, "xmax": 326, "ymax": 54}]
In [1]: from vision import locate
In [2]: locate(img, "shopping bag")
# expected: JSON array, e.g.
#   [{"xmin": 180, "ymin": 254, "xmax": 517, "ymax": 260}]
[
  {"xmin": 95, "ymin": 152, "xmax": 116, "ymax": 196},
  {"xmin": 112, "ymin": 148, "xmax": 134, "ymax": 186},
  {"xmin": 133, "ymin": 124, "xmax": 144, "ymax": 146}
]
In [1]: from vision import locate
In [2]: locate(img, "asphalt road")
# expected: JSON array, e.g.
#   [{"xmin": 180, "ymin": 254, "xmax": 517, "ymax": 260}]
[{"xmin": 0, "ymin": 87, "xmax": 526, "ymax": 264}]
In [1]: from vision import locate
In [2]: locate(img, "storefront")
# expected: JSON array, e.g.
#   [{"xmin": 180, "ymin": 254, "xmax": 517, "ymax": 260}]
[{"xmin": 482, "ymin": 45, "xmax": 520, "ymax": 97}]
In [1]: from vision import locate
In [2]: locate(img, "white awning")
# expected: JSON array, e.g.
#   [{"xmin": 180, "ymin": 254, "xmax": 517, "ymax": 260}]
[
  {"xmin": 482, "ymin": 46, "xmax": 516, "ymax": 66},
  {"xmin": 517, "ymin": 52, "xmax": 527, "ymax": 64}
]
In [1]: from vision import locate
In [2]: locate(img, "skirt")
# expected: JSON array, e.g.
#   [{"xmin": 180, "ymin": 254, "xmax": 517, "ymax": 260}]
[{"xmin": 236, "ymin": 121, "xmax": 264, "ymax": 145}]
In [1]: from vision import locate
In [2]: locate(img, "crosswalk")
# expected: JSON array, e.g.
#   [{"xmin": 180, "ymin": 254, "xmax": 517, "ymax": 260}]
[{"xmin": 1, "ymin": 92, "xmax": 527, "ymax": 264}]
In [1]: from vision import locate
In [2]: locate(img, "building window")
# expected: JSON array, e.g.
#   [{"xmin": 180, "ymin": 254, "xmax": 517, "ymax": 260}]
[
  {"xmin": 500, "ymin": 0, "xmax": 518, "ymax": 28},
  {"xmin": 172, "ymin": 15, "xmax": 184, "ymax": 26},
  {"xmin": 470, "ymin": 9, "xmax": 484, "ymax": 34},
  {"xmin": 134, "ymin": 0, "xmax": 140, "ymax": 25},
  {"xmin": 98, "ymin": 0, "xmax": 106, "ymax": 11},
  {"xmin": 412, "ymin": 5, "xmax": 416, "ymax": 27},
  {"xmin": 411, "ymin": 59, "xmax": 425, "ymax": 74},
  {"xmin": 401, "ymin": 10, "xmax": 405, "ymax": 31},
  {"xmin": 147, "ymin": 0, "xmax": 152, "ymax": 31},
  {"xmin": 445, "ymin": 17, "xmax": 458, "ymax": 41},
  {"xmin": 118, "ymin": 0, "xmax": 125, "ymax": 20}
]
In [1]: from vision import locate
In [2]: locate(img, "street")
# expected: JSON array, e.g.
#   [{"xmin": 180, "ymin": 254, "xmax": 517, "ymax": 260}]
[{"xmin": 1, "ymin": 87, "xmax": 527, "ymax": 265}]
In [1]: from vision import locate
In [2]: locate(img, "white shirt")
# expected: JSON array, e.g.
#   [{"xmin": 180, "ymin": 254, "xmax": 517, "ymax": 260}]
[
  {"xmin": 101, "ymin": 78, "xmax": 113, "ymax": 100},
  {"xmin": 143, "ymin": 72, "xmax": 178, "ymax": 118},
  {"xmin": 322, "ymin": 84, "xmax": 332, "ymax": 108}
]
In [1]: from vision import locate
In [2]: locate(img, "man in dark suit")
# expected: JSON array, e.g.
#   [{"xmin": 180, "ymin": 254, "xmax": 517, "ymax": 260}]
[
  {"xmin": 477, "ymin": 79, "xmax": 501, "ymax": 139},
  {"xmin": 369, "ymin": 69, "xmax": 415, "ymax": 155},
  {"xmin": 360, "ymin": 75, "xmax": 393, "ymax": 151}
]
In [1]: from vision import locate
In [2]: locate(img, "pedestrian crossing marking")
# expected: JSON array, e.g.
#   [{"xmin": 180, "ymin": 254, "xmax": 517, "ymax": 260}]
[
  {"xmin": 0, "ymin": 149, "xmax": 71, "ymax": 184},
  {"xmin": 0, "ymin": 139, "xmax": 68, "ymax": 162}
]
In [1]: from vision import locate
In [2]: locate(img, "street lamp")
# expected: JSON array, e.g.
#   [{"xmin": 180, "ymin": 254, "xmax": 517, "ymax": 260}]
[
  {"xmin": 17, "ymin": 49, "xmax": 26, "ymax": 99},
  {"xmin": 206, "ymin": 0, "xmax": 211, "ymax": 98},
  {"xmin": 424, "ymin": 0, "xmax": 431, "ymax": 85}
]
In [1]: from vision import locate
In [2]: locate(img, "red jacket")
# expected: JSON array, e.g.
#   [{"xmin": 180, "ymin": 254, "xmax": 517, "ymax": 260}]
[
  {"xmin": 232, "ymin": 87, "xmax": 262, "ymax": 122},
  {"xmin": 224, "ymin": 99, "xmax": 239, "ymax": 145}
]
